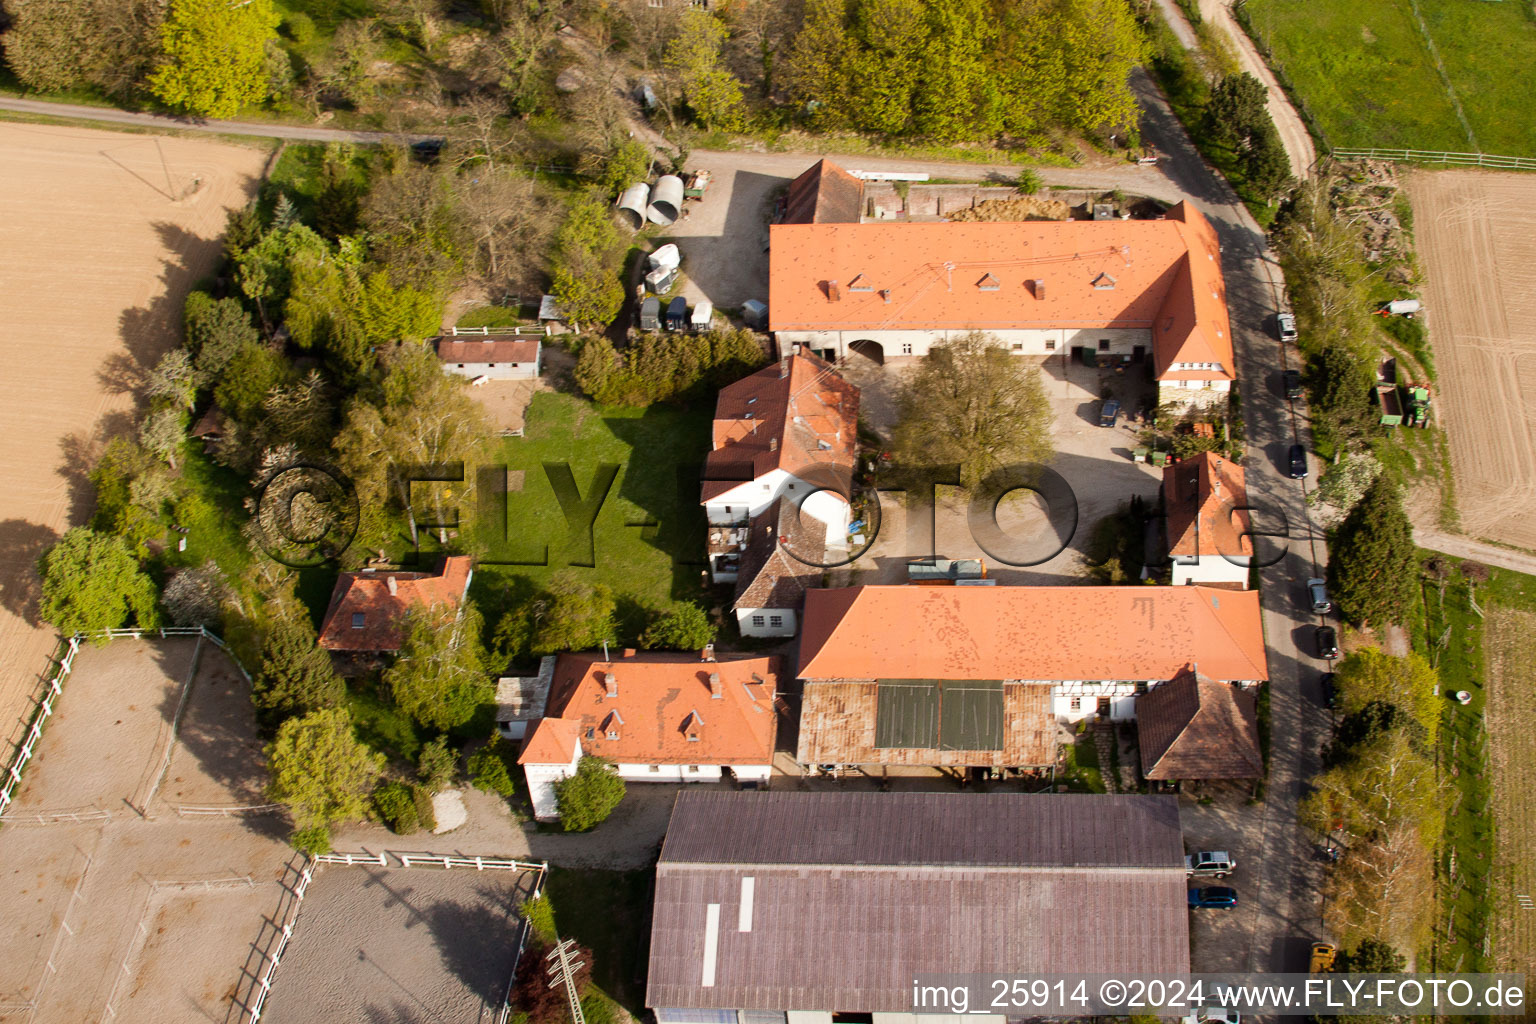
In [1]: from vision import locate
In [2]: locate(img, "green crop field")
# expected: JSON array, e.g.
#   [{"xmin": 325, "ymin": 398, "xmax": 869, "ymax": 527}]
[{"xmin": 1242, "ymin": 0, "xmax": 1536, "ymax": 157}]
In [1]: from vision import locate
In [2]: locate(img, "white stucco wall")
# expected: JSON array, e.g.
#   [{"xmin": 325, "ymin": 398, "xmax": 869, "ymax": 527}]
[
  {"xmin": 737, "ymin": 606, "xmax": 797, "ymax": 637},
  {"xmin": 1051, "ymin": 681, "xmax": 1141, "ymax": 722},
  {"xmin": 443, "ymin": 356, "xmax": 540, "ymax": 380},
  {"xmin": 705, "ymin": 468, "xmax": 791, "ymax": 524},
  {"xmin": 615, "ymin": 762, "xmax": 773, "ymax": 782},
  {"xmin": 775, "ymin": 326, "xmax": 1151, "ymax": 362},
  {"xmin": 522, "ymin": 746, "xmax": 581, "ymax": 821},
  {"xmin": 1171, "ymin": 555, "xmax": 1251, "ymax": 588}
]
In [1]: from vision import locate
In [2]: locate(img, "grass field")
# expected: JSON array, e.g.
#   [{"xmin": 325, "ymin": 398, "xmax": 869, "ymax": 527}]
[
  {"xmin": 1243, "ymin": 0, "xmax": 1536, "ymax": 156},
  {"xmin": 466, "ymin": 391, "xmax": 712, "ymax": 638}
]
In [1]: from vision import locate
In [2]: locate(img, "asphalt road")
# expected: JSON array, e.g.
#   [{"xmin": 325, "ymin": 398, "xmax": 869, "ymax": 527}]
[{"xmin": 0, "ymin": 84, "xmax": 1332, "ymax": 975}]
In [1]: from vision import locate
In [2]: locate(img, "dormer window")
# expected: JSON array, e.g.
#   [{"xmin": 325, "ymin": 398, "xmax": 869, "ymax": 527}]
[
  {"xmin": 1092, "ymin": 273, "xmax": 1117, "ymax": 290},
  {"xmin": 848, "ymin": 273, "xmax": 873, "ymax": 293},
  {"xmin": 977, "ymin": 273, "xmax": 1001, "ymax": 292}
]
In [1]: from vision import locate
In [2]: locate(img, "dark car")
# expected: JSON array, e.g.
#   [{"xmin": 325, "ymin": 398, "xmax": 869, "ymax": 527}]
[
  {"xmin": 1283, "ymin": 368, "xmax": 1303, "ymax": 400},
  {"xmin": 1316, "ymin": 625, "xmax": 1340, "ymax": 660},
  {"xmin": 1320, "ymin": 672, "xmax": 1338, "ymax": 709},
  {"xmin": 1288, "ymin": 444, "xmax": 1308, "ymax": 479},
  {"xmin": 1188, "ymin": 886, "xmax": 1239, "ymax": 909},
  {"xmin": 1098, "ymin": 398, "xmax": 1121, "ymax": 428}
]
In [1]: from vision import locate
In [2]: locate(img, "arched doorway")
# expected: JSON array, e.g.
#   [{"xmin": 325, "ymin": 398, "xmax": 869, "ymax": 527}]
[{"xmin": 848, "ymin": 338, "xmax": 884, "ymax": 365}]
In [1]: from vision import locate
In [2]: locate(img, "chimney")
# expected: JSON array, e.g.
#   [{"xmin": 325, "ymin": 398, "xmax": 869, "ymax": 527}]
[
  {"xmin": 701, "ymin": 643, "xmax": 717, "ymax": 662},
  {"xmin": 604, "ymin": 671, "xmax": 617, "ymax": 698},
  {"xmin": 387, "ymin": 576, "xmax": 398, "ymax": 596},
  {"xmin": 791, "ymin": 343, "xmax": 802, "ymax": 355},
  {"xmin": 708, "ymin": 672, "xmax": 722, "ymax": 699},
  {"xmin": 779, "ymin": 357, "xmax": 790, "ymax": 378},
  {"xmin": 622, "ymin": 648, "xmax": 636, "ymax": 659},
  {"xmin": 827, "ymin": 280, "xmax": 842, "ymax": 302},
  {"xmin": 1032, "ymin": 279, "xmax": 1046, "ymax": 300},
  {"xmin": 769, "ymin": 437, "xmax": 778, "ymax": 452}
]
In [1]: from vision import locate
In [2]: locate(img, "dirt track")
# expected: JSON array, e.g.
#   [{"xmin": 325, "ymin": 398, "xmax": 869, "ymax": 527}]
[
  {"xmin": 1483, "ymin": 606, "xmax": 1536, "ymax": 976},
  {"xmin": 0, "ymin": 124, "xmax": 265, "ymax": 742},
  {"xmin": 1408, "ymin": 170, "xmax": 1536, "ymax": 552}
]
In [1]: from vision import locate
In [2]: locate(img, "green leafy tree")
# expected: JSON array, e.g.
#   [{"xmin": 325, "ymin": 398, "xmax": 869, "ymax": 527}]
[
  {"xmin": 641, "ymin": 604, "xmax": 716, "ymax": 650},
  {"xmin": 253, "ymin": 614, "xmax": 345, "ymax": 729},
  {"xmin": 361, "ymin": 161, "xmax": 472, "ymax": 290},
  {"xmin": 892, "ymin": 331, "xmax": 1054, "ymax": 488},
  {"xmin": 783, "ymin": 0, "xmax": 853, "ymax": 128},
  {"xmin": 600, "ymin": 139, "xmax": 653, "ymax": 198},
  {"xmin": 910, "ymin": 0, "xmax": 1000, "ymax": 142},
  {"xmin": 1243, "ymin": 120, "xmax": 1294, "ymax": 203},
  {"xmin": 385, "ymin": 602, "xmax": 493, "ymax": 731},
  {"xmin": 554, "ymin": 755, "xmax": 626, "ymax": 831},
  {"xmin": 1311, "ymin": 343, "xmax": 1377, "ymax": 446},
  {"xmin": 531, "ymin": 574, "xmax": 618, "ymax": 655},
  {"xmin": 290, "ymin": 824, "xmax": 332, "ymax": 855},
  {"xmin": 1201, "ymin": 72, "xmax": 1268, "ymax": 150},
  {"xmin": 468, "ymin": 736, "xmax": 518, "ymax": 796},
  {"xmin": 1014, "ymin": 169, "xmax": 1044, "ymax": 195},
  {"xmin": 146, "ymin": 349, "xmax": 202, "ymax": 410},
  {"xmin": 266, "ymin": 707, "xmax": 384, "ymax": 828},
  {"xmin": 2, "ymin": 0, "xmax": 163, "ymax": 98},
  {"xmin": 214, "ymin": 339, "xmax": 292, "ymax": 422},
  {"xmin": 149, "ymin": 0, "xmax": 281, "ymax": 118},
  {"xmin": 184, "ymin": 292, "xmax": 260, "ymax": 378},
  {"xmin": 1333, "ymin": 648, "xmax": 1439, "ymax": 746},
  {"xmin": 373, "ymin": 780, "xmax": 421, "ymax": 834},
  {"xmin": 1335, "ymin": 938, "xmax": 1406, "ymax": 973},
  {"xmin": 550, "ymin": 192, "xmax": 626, "ymax": 332},
  {"xmin": 1329, "ymin": 477, "xmax": 1417, "ymax": 628},
  {"xmin": 235, "ymin": 220, "xmax": 331, "ymax": 326},
  {"xmin": 664, "ymin": 10, "xmax": 744, "ymax": 132},
  {"xmin": 417, "ymin": 736, "xmax": 458, "ymax": 793},
  {"xmin": 38, "ymin": 527, "xmax": 160, "ymax": 637}
]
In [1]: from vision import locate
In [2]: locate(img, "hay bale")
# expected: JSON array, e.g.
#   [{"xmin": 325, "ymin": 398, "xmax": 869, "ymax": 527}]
[{"xmin": 946, "ymin": 197, "xmax": 1072, "ymax": 222}]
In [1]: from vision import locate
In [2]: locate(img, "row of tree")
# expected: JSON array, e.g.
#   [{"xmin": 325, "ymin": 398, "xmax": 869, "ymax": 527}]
[{"xmin": 574, "ymin": 328, "xmax": 769, "ymax": 407}]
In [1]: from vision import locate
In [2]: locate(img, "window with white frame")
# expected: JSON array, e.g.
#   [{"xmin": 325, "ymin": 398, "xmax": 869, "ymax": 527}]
[
  {"xmin": 751, "ymin": 615, "xmax": 765, "ymax": 626},
  {"xmin": 1070, "ymin": 697, "xmax": 1082, "ymax": 711},
  {"xmin": 769, "ymin": 615, "xmax": 783, "ymax": 627}
]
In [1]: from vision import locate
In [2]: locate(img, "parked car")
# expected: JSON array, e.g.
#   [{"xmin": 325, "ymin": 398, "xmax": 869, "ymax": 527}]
[
  {"xmin": 1282, "ymin": 368, "xmax": 1303, "ymax": 400},
  {"xmin": 1316, "ymin": 625, "xmax": 1340, "ymax": 659},
  {"xmin": 1288, "ymin": 444, "xmax": 1308, "ymax": 478},
  {"xmin": 1307, "ymin": 577, "xmax": 1332, "ymax": 613},
  {"xmin": 1320, "ymin": 671, "xmax": 1338, "ymax": 709},
  {"xmin": 1185, "ymin": 851, "xmax": 1236, "ymax": 878},
  {"xmin": 1277, "ymin": 311, "xmax": 1298, "ymax": 342},
  {"xmin": 1310, "ymin": 941, "xmax": 1337, "ymax": 973},
  {"xmin": 1188, "ymin": 886, "xmax": 1239, "ymax": 908},
  {"xmin": 1098, "ymin": 398, "xmax": 1121, "ymax": 428}
]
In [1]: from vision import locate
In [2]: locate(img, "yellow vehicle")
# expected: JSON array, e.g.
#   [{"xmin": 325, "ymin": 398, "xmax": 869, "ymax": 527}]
[{"xmin": 1309, "ymin": 942, "xmax": 1337, "ymax": 973}]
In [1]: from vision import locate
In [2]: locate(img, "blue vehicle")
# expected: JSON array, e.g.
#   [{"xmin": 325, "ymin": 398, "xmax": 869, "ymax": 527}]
[{"xmin": 1188, "ymin": 886, "xmax": 1239, "ymax": 909}]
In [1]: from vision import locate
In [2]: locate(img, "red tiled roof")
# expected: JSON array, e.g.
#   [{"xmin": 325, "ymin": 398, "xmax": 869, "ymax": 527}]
[
  {"xmin": 317, "ymin": 556, "xmax": 474, "ymax": 652},
  {"xmin": 435, "ymin": 337, "xmax": 541, "ymax": 364},
  {"xmin": 1163, "ymin": 452, "xmax": 1253, "ymax": 559},
  {"xmin": 519, "ymin": 652, "xmax": 780, "ymax": 766},
  {"xmin": 702, "ymin": 353, "xmax": 860, "ymax": 502},
  {"xmin": 798, "ymin": 585, "xmax": 1268, "ymax": 683},
  {"xmin": 1137, "ymin": 669, "xmax": 1262, "ymax": 779},
  {"xmin": 520, "ymin": 717, "xmax": 581, "ymax": 765},
  {"xmin": 733, "ymin": 498, "xmax": 825, "ymax": 612},
  {"xmin": 783, "ymin": 158, "xmax": 866, "ymax": 224},
  {"xmin": 767, "ymin": 202, "xmax": 1232, "ymax": 381}
]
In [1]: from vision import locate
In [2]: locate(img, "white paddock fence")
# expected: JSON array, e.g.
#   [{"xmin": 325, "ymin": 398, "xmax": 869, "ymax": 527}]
[
  {"xmin": 1332, "ymin": 147, "xmax": 1536, "ymax": 171},
  {"xmin": 0, "ymin": 626, "xmax": 252, "ymax": 823},
  {"xmin": 242, "ymin": 853, "xmax": 547, "ymax": 1023}
]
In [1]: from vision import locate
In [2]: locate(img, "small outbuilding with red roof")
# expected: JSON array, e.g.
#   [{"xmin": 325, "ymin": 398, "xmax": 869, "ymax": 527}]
[{"xmin": 317, "ymin": 555, "xmax": 474, "ymax": 656}]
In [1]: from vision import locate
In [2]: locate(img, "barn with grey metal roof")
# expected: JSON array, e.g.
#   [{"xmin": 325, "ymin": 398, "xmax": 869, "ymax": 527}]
[{"xmin": 646, "ymin": 791, "xmax": 1190, "ymax": 1015}]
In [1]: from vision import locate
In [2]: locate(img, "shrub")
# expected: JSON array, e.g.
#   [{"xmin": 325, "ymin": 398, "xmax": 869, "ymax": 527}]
[
  {"xmin": 641, "ymin": 603, "xmax": 716, "ymax": 650},
  {"xmin": 1014, "ymin": 169, "xmax": 1043, "ymax": 195},
  {"xmin": 521, "ymin": 894, "xmax": 558, "ymax": 944},
  {"xmin": 281, "ymin": 11, "xmax": 315, "ymax": 45},
  {"xmin": 554, "ymin": 756, "xmax": 625, "ymax": 831},
  {"xmin": 412, "ymin": 783, "xmax": 437, "ymax": 832},
  {"xmin": 374, "ymin": 780, "xmax": 420, "ymax": 834},
  {"xmin": 291, "ymin": 824, "xmax": 332, "ymax": 856},
  {"xmin": 468, "ymin": 736, "xmax": 518, "ymax": 797},
  {"xmin": 417, "ymin": 736, "xmax": 457, "ymax": 793}
]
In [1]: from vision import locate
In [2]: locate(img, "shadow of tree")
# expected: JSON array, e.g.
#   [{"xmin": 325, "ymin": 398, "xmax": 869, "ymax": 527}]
[
  {"xmin": 424, "ymin": 879, "xmax": 528, "ymax": 1009},
  {"xmin": 155, "ymin": 643, "xmax": 269, "ymax": 808},
  {"xmin": 57, "ymin": 409, "xmax": 137, "ymax": 528},
  {"xmin": 0, "ymin": 519, "xmax": 59, "ymax": 625}
]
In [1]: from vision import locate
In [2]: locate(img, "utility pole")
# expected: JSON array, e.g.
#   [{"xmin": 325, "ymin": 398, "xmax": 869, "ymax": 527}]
[{"xmin": 546, "ymin": 938, "xmax": 587, "ymax": 1024}]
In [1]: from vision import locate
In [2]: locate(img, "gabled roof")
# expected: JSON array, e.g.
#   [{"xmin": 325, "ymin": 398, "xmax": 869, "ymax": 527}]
[
  {"xmin": 1164, "ymin": 451, "xmax": 1253, "ymax": 559},
  {"xmin": 317, "ymin": 556, "xmax": 474, "ymax": 652},
  {"xmin": 646, "ymin": 792, "xmax": 1190, "ymax": 1011},
  {"xmin": 702, "ymin": 353, "xmax": 860, "ymax": 502},
  {"xmin": 519, "ymin": 717, "xmax": 581, "ymax": 765},
  {"xmin": 733, "ymin": 499, "xmax": 824, "ymax": 612},
  {"xmin": 798, "ymin": 585, "xmax": 1268, "ymax": 683},
  {"xmin": 767, "ymin": 201, "xmax": 1233, "ymax": 381},
  {"xmin": 782, "ymin": 158, "xmax": 865, "ymax": 224},
  {"xmin": 519, "ymin": 652, "xmax": 779, "ymax": 766},
  {"xmin": 435, "ymin": 336, "xmax": 541, "ymax": 364},
  {"xmin": 1137, "ymin": 668, "xmax": 1263, "ymax": 779}
]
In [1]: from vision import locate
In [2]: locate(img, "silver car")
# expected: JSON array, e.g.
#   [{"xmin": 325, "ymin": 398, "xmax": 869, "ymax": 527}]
[{"xmin": 1307, "ymin": 577, "xmax": 1332, "ymax": 614}]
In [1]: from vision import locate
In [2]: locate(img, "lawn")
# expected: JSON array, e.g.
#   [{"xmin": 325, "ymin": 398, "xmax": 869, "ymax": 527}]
[
  {"xmin": 466, "ymin": 391, "xmax": 713, "ymax": 637},
  {"xmin": 1242, "ymin": 0, "xmax": 1536, "ymax": 157},
  {"xmin": 545, "ymin": 867, "xmax": 654, "ymax": 1013}
]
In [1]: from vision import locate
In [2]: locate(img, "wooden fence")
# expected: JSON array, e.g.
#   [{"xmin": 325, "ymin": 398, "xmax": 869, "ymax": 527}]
[{"xmin": 1332, "ymin": 148, "xmax": 1536, "ymax": 171}]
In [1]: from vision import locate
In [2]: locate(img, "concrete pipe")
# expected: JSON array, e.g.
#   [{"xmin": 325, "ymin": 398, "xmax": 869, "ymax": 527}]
[
  {"xmin": 617, "ymin": 182, "xmax": 651, "ymax": 231},
  {"xmin": 647, "ymin": 175, "xmax": 684, "ymax": 225}
]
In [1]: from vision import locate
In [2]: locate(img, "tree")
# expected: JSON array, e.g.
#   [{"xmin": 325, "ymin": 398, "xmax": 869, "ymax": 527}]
[
  {"xmin": 1201, "ymin": 72, "xmax": 1268, "ymax": 151},
  {"xmin": 161, "ymin": 563, "xmax": 229, "ymax": 627},
  {"xmin": 384, "ymin": 602, "xmax": 493, "ymax": 731},
  {"xmin": 1335, "ymin": 938, "xmax": 1406, "ymax": 973},
  {"xmin": 139, "ymin": 406, "xmax": 188, "ymax": 468},
  {"xmin": 641, "ymin": 603, "xmax": 716, "ymax": 650},
  {"xmin": 468, "ymin": 736, "xmax": 518, "ymax": 796},
  {"xmin": 1333, "ymin": 648, "xmax": 1439, "ymax": 745},
  {"xmin": 146, "ymin": 349, "xmax": 202, "ymax": 410},
  {"xmin": 454, "ymin": 167, "xmax": 552, "ymax": 290},
  {"xmin": 554, "ymin": 755, "xmax": 625, "ymax": 830},
  {"xmin": 1329, "ymin": 477, "xmax": 1417, "ymax": 628},
  {"xmin": 417, "ymin": 736, "xmax": 457, "ymax": 793},
  {"xmin": 184, "ymin": 292, "xmax": 259, "ymax": 378},
  {"xmin": 2, "ymin": 0, "xmax": 163, "ymax": 98},
  {"xmin": 361, "ymin": 161, "xmax": 472, "ymax": 290},
  {"xmin": 373, "ymin": 780, "xmax": 421, "ymax": 834},
  {"xmin": 531, "ymin": 573, "xmax": 618, "ymax": 655},
  {"xmin": 1312, "ymin": 343, "xmax": 1377, "ymax": 445},
  {"xmin": 266, "ymin": 707, "xmax": 384, "ymax": 828},
  {"xmin": 253, "ymin": 614, "xmax": 345, "ymax": 728},
  {"xmin": 1014, "ymin": 169, "xmax": 1044, "ymax": 195},
  {"xmin": 600, "ymin": 139, "xmax": 652, "ymax": 199},
  {"xmin": 1242, "ymin": 119, "xmax": 1294, "ymax": 203},
  {"xmin": 910, "ymin": 0, "xmax": 1000, "ymax": 142},
  {"xmin": 664, "ymin": 11, "xmax": 744, "ymax": 132},
  {"xmin": 783, "ymin": 0, "xmax": 852, "ymax": 129},
  {"xmin": 38, "ymin": 527, "xmax": 160, "ymax": 636},
  {"xmin": 550, "ymin": 192, "xmax": 626, "ymax": 332},
  {"xmin": 215, "ymin": 339, "xmax": 291, "ymax": 424},
  {"xmin": 892, "ymin": 332, "xmax": 1054, "ymax": 488},
  {"xmin": 149, "ymin": 0, "xmax": 281, "ymax": 119}
]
